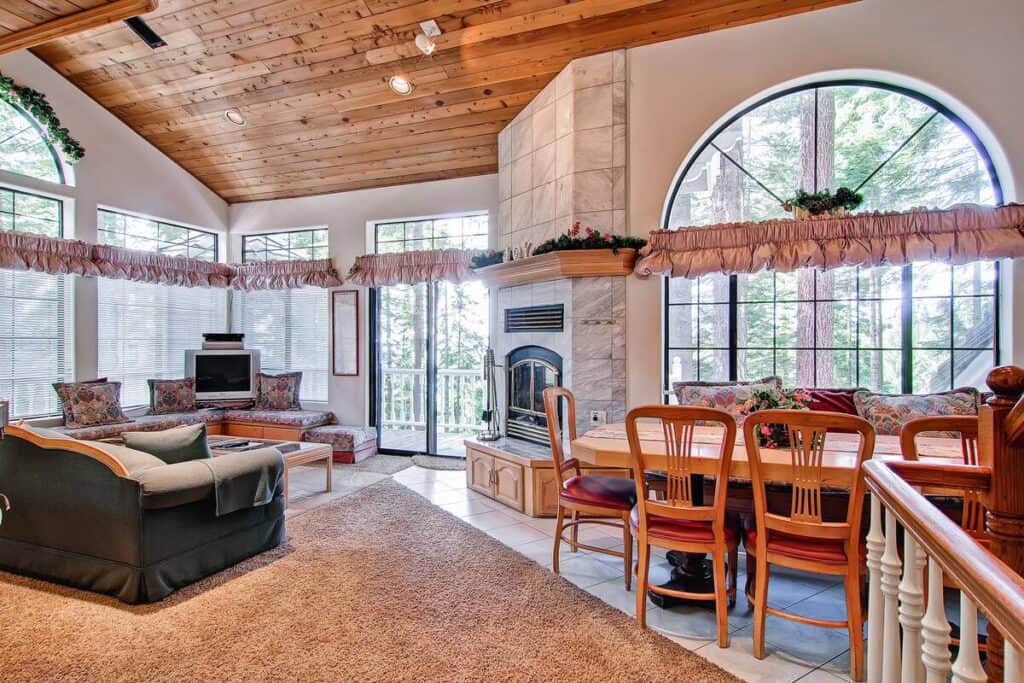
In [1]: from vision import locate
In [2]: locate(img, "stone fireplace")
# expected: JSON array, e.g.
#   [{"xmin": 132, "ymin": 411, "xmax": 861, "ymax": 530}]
[
  {"xmin": 506, "ymin": 345, "xmax": 563, "ymax": 445},
  {"xmin": 492, "ymin": 276, "xmax": 626, "ymax": 441}
]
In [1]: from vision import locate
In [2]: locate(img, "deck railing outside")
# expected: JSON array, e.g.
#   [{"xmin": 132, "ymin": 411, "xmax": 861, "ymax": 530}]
[{"xmin": 380, "ymin": 367, "xmax": 484, "ymax": 433}]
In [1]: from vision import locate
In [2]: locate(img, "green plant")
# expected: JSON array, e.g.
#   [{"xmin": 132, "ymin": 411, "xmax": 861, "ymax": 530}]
[
  {"xmin": 782, "ymin": 187, "xmax": 863, "ymax": 216},
  {"xmin": 470, "ymin": 250, "xmax": 504, "ymax": 268},
  {"xmin": 738, "ymin": 388, "xmax": 812, "ymax": 448},
  {"xmin": 532, "ymin": 222, "xmax": 646, "ymax": 256},
  {"xmin": 0, "ymin": 73, "xmax": 85, "ymax": 163}
]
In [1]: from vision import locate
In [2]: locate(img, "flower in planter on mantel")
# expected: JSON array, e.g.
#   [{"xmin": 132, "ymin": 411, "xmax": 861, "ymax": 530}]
[
  {"xmin": 532, "ymin": 222, "xmax": 647, "ymax": 256},
  {"xmin": 738, "ymin": 388, "xmax": 812, "ymax": 448}
]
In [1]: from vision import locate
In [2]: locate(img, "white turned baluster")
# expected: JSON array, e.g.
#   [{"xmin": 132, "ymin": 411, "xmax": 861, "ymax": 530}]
[
  {"xmin": 1005, "ymin": 641, "xmax": 1022, "ymax": 683},
  {"xmin": 867, "ymin": 492, "xmax": 885, "ymax": 683},
  {"xmin": 881, "ymin": 508, "xmax": 903, "ymax": 682},
  {"xmin": 898, "ymin": 532, "xmax": 926, "ymax": 682},
  {"xmin": 921, "ymin": 557, "xmax": 952, "ymax": 683},
  {"xmin": 951, "ymin": 595, "xmax": 986, "ymax": 683}
]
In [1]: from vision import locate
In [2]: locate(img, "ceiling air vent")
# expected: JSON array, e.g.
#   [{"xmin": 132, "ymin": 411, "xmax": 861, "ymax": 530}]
[{"xmin": 505, "ymin": 304, "xmax": 564, "ymax": 333}]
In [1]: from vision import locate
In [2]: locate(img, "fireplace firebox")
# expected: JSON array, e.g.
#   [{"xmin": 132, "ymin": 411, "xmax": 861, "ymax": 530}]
[{"xmin": 506, "ymin": 345, "xmax": 563, "ymax": 445}]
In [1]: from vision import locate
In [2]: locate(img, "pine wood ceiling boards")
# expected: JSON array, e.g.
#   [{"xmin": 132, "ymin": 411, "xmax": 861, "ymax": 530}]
[{"xmin": 29, "ymin": 0, "xmax": 858, "ymax": 202}]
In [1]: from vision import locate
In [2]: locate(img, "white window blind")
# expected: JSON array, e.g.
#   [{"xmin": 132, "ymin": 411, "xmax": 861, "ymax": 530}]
[
  {"xmin": 0, "ymin": 269, "xmax": 74, "ymax": 418},
  {"xmin": 232, "ymin": 287, "xmax": 329, "ymax": 402},
  {"xmin": 96, "ymin": 209, "xmax": 226, "ymax": 408},
  {"xmin": 0, "ymin": 187, "xmax": 72, "ymax": 419},
  {"xmin": 97, "ymin": 280, "xmax": 228, "ymax": 407}
]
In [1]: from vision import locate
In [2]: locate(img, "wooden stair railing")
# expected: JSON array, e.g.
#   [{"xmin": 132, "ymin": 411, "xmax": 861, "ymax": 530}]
[{"xmin": 862, "ymin": 366, "xmax": 1024, "ymax": 683}]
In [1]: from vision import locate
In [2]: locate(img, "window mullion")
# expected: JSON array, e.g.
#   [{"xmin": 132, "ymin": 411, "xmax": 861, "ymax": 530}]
[{"xmin": 901, "ymin": 265, "xmax": 914, "ymax": 393}]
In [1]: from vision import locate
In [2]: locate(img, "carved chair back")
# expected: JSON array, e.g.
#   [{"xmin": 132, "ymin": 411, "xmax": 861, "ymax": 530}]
[
  {"xmin": 543, "ymin": 387, "xmax": 579, "ymax": 490},
  {"xmin": 900, "ymin": 415, "xmax": 984, "ymax": 536},
  {"xmin": 743, "ymin": 409, "xmax": 875, "ymax": 546},
  {"xmin": 625, "ymin": 405, "xmax": 736, "ymax": 533}
]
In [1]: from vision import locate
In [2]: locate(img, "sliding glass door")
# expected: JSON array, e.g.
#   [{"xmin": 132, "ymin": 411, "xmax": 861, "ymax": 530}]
[{"xmin": 371, "ymin": 215, "xmax": 489, "ymax": 456}]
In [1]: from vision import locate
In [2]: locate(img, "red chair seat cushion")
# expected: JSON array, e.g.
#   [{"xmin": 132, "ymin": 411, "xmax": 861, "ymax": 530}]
[
  {"xmin": 629, "ymin": 506, "xmax": 738, "ymax": 545},
  {"xmin": 745, "ymin": 528, "xmax": 863, "ymax": 565},
  {"xmin": 560, "ymin": 475, "xmax": 637, "ymax": 511}
]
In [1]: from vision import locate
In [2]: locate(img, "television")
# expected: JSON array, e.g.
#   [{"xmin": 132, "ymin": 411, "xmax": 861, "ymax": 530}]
[{"xmin": 185, "ymin": 350, "xmax": 261, "ymax": 401}]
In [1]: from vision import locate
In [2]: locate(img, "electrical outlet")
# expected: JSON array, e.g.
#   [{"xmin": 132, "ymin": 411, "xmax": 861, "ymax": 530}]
[{"xmin": 589, "ymin": 410, "xmax": 607, "ymax": 426}]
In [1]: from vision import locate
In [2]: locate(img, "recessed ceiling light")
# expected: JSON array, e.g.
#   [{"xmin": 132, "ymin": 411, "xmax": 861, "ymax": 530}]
[
  {"xmin": 224, "ymin": 109, "xmax": 247, "ymax": 127},
  {"xmin": 388, "ymin": 75, "xmax": 414, "ymax": 96}
]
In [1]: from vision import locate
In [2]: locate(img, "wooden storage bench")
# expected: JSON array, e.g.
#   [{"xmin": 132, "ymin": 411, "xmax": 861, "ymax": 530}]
[{"xmin": 464, "ymin": 436, "xmax": 629, "ymax": 517}]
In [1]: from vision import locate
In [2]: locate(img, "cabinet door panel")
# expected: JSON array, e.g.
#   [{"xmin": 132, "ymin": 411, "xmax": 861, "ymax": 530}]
[
  {"xmin": 467, "ymin": 449, "xmax": 494, "ymax": 496},
  {"xmin": 493, "ymin": 460, "xmax": 524, "ymax": 512}
]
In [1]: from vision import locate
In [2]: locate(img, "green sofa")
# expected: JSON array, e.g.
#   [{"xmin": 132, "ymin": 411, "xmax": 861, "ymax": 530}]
[{"xmin": 0, "ymin": 424, "xmax": 286, "ymax": 603}]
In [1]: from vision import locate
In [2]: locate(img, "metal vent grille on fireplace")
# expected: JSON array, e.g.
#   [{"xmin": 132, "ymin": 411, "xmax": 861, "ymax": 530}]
[{"xmin": 504, "ymin": 304, "xmax": 564, "ymax": 333}]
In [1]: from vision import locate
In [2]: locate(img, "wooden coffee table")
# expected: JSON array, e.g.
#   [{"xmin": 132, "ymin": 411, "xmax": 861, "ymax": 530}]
[{"xmin": 208, "ymin": 436, "xmax": 333, "ymax": 505}]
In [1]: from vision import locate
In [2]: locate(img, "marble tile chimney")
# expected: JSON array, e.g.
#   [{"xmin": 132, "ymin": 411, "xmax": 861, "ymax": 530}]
[
  {"xmin": 497, "ymin": 50, "xmax": 627, "ymax": 253},
  {"xmin": 491, "ymin": 49, "xmax": 630, "ymax": 441}
]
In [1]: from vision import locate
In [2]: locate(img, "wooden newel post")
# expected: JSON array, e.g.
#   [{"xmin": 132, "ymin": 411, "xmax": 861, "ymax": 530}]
[{"xmin": 980, "ymin": 365, "xmax": 1024, "ymax": 681}]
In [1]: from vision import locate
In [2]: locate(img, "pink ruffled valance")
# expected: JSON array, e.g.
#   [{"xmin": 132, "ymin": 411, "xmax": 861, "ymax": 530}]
[
  {"xmin": 345, "ymin": 249, "xmax": 482, "ymax": 287},
  {"xmin": 229, "ymin": 258, "xmax": 343, "ymax": 290},
  {"xmin": 0, "ymin": 229, "xmax": 98, "ymax": 277},
  {"xmin": 92, "ymin": 244, "xmax": 234, "ymax": 288},
  {"xmin": 635, "ymin": 204, "xmax": 1024, "ymax": 279}
]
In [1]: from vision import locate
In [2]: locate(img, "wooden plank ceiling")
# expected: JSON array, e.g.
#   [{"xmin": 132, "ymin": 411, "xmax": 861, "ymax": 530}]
[{"xmin": 27, "ymin": 0, "xmax": 855, "ymax": 203}]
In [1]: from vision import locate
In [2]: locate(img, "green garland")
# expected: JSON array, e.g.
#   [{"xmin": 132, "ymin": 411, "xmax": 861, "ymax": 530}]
[{"xmin": 0, "ymin": 72, "xmax": 85, "ymax": 163}]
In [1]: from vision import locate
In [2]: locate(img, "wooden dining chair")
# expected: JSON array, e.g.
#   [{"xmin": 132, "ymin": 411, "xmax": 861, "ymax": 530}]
[
  {"xmin": 625, "ymin": 405, "xmax": 738, "ymax": 646},
  {"xmin": 543, "ymin": 387, "xmax": 636, "ymax": 589},
  {"xmin": 743, "ymin": 409, "xmax": 875, "ymax": 682},
  {"xmin": 901, "ymin": 414, "xmax": 987, "ymax": 652},
  {"xmin": 900, "ymin": 415, "xmax": 985, "ymax": 540}
]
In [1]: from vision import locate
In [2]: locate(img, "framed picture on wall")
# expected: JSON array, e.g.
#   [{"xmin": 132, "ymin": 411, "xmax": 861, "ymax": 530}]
[{"xmin": 331, "ymin": 290, "xmax": 359, "ymax": 376}]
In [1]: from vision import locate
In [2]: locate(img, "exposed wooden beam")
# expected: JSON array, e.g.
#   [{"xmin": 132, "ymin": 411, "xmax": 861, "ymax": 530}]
[{"xmin": 0, "ymin": 0, "xmax": 158, "ymax": 56}]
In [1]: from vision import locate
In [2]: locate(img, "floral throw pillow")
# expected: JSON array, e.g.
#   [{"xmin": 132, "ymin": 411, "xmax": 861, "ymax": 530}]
[
  {"xmin": 673, "ymin": 376, "xmax": 782, "ymax": 424},
  {"xmin": 53, "ymin": 377, "xmax": 107, "ymax": 425},
  {"xmin": 148, "ymin": 377, "xmax": 197, "ymax": 414},
  {"xmin": 256, "ymin": 372, "xmax": 302, "ymax": 411},
  {"xmin": 65, "ymin": 381, "xmax": 131, "ymax": 429},
  {"xmin": 853, "ymin": 387, "xmax": 980, "ymax": 436}
]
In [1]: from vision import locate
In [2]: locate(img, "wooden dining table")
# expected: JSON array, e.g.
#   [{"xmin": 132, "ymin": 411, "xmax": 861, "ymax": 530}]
[
  {"xmin": 570, "ymin": 422, "xmax": 966, "ymax": 608},
  {"xmin": 571, "ymin": 422, "xmax": 965, "ymax": 485}
]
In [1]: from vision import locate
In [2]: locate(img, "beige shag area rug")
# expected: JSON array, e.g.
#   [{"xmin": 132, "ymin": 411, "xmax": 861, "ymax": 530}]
[{"xmin": 0, "ymin": 480, "xmax": 738, "ymax": 683}]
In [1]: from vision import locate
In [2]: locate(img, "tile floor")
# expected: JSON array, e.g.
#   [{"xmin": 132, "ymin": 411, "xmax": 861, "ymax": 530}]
[{"xmin": 287, "ymin": 462, "xmax": 859, "ymax": 682}]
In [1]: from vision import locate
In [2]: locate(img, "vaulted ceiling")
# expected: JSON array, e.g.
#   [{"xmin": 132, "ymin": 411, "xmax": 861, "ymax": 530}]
[{"xmin": 22, "ymin": 0, "xmax": 854, "ymax": 203}]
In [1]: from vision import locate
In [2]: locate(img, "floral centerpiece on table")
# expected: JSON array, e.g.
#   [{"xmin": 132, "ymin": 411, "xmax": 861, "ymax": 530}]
[
  {"xmin": 782, "ymin": 187, "xmax": 863, "ymax": 219},
  {"xmin": 532, "ymin": 222, "xmax": 646, "ymax": 256},
  {"xmin": 738, "ymin": 388, "xmax": 812, "ymax": 448}
]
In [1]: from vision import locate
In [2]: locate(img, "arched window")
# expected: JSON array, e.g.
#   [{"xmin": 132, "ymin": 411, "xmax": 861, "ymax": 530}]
[
  {"xmin": 664, "ymin": 81, "xmax": 1001, "ymax": 397},
  {"xmin": 0, "ymin": 100, "xmax": 64, "ymax": 184}
]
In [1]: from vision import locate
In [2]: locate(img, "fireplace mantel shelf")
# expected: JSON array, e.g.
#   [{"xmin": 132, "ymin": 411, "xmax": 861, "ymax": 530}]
[{"xmin": 473, "ymin": 248, "xmax": 637, "ymax": 288}]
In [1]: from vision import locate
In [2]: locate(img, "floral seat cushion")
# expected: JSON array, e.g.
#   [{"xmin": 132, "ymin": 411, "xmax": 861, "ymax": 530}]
[
  {"xmin": 303, "ymin": 425, "xmax": 376, "ymax": 451},
  {"xmin": 222, "ymin": 409, "xmax": 335, "ymax": 428},
  {"xmin": 673, "ymin": 376, "xmax": 782, "ymax": 424},
  {"xmin": 54, "ymin": 409, "xmax": 225, "ymax": 441},
  {"xmin": 853, "ymin": 387, "xmax": 980, "ymax": 436},
  {"xmin": 148, "ymin": 377, "xmax": 197, "ymax": 414}
]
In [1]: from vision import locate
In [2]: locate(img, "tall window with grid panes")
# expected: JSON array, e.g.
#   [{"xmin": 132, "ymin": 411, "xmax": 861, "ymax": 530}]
[
  {"xmin": 233, "ymin": 228, "xmax": 330, "ymax": 402},
  {"xmin": 664, "ymin": 82, "xmax": 1000, "ymax": 398},
  {"xmin": 0, "ymin": 101, "xmax": 73, "ymax": 418},
  {"xmin": 96, "ymin": 209, "xmax": 226, "ymax": 407}
]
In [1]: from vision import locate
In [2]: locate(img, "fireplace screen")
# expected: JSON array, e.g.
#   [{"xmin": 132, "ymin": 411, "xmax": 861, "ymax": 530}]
[{"xmin": 506, "ymin": 345, "xmax": 562, "ymax": 445}]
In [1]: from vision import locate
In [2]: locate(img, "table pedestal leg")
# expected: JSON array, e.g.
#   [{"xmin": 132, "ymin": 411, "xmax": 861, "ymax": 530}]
[{"xmin": 648, "ymin": 551, "xmax": 716, "ymax": 609}]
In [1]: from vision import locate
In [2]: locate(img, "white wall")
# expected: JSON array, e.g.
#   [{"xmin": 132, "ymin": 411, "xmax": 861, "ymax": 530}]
[
  {"xmin": 625, "ymin": 0, "xmax": 1024, "ymax": 408},
  {"xmin": 0, "ymin": 51, "xmax": 229, "ymax": 382},
  {"xmin": 229, "ymin": 174, "xmax": 499, "ymax": 425}
]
